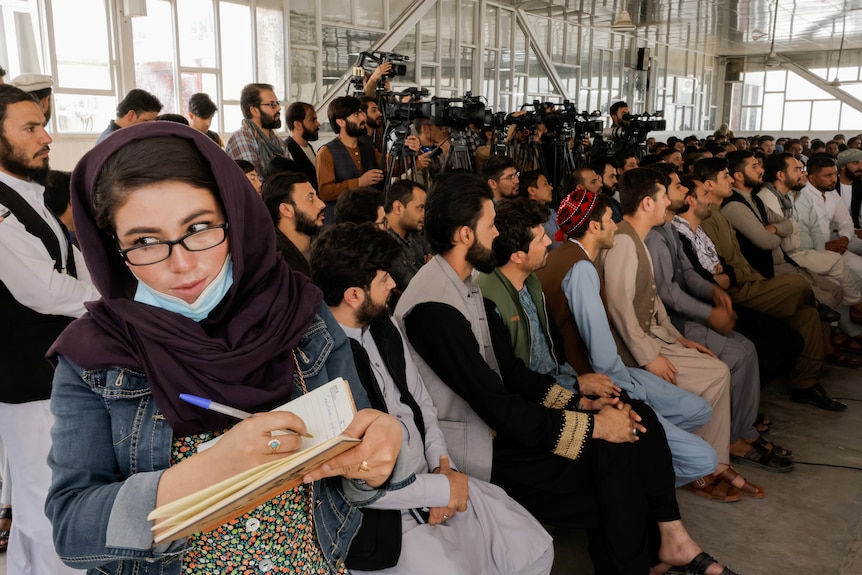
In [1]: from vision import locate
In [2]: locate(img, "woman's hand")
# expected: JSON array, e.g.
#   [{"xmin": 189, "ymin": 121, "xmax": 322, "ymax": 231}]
[{"xmin": 303, "ymin": 409, "xmax": 402, "ymax": 488}]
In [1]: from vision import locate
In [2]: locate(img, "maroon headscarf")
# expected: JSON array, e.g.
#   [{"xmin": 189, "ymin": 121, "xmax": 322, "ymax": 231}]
[{"xmin": 50, "ymin": 122, "xmax": 323, "ymax": 436}]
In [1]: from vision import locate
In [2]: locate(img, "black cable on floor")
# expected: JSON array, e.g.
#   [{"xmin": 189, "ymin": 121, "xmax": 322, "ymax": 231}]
[{"xmin": 792, "ymin": 461, "xmax": 862, "ymax": 472}]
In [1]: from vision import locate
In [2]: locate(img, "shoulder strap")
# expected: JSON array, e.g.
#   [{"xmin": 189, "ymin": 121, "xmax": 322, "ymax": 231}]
[{"xmin": 0, "ymin": 181, "xmax": 76, "ymax": 277}]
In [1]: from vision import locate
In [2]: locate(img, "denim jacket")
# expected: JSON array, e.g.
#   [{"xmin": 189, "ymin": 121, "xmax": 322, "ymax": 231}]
[{"xmin": 46, "ymin": 304, "xmax": 414, "ymax": 574}]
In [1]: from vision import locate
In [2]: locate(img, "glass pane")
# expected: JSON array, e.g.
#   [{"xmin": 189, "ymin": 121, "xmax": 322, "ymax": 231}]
[
  {"xmin": 356, "ymin": 0, "xmax": 384, "ymax": 28},
  {"xmin": 782, "ymin": 101, "xmax": 811, "ymax": 131},
  {"xmin": 219, "ymin": 1, "xmax": 252, "ymax": 102},
  {"xmin": 394, "ymin": 28, "xmax": 417, "ymax": 83},
  {"xmin": 421, "ymin": 4, "xmax": 438, "ymax": 62},
  {"xmin": 742, "ymin": 71, "xmax": 764, "ymax": 105},
  {"xmin": 421, "ymin": 65, "xmax": 437, "ymax": 91},
  {"xmin": 551, "ymin": 19, "xmax": 564, "ymax": 64},
  {"xmin": 321, "ymin": 0, "xmax": 350, "ymax": 24},
  {"xmin": 460, "ymin": 46, "xmax": 474, "ymax": 94},
  {"xmin": 840, "ymin": 103, "xmax": 862, "ymax": 131},
  {"xmin": 566, "ymin": 23, "xmax": 578, "ymax": 63},
  {"xmin": 526, "ymin": 15, "xmax": 547, "ymax": 53},
  {"xmin": 321, "ymin": 26, "xmax": 381, "ymax": 94},
  {"xmin": 484, "ymin": 6, "xmax": 497, "ymax": 48},
  {"xmin": 222, "ymin": 103, "xmax": 242, "ymax": 134},
  {"xmin": 133, "ymin": 0, "xmax": 177, "ymax": 113},
  {"xmin": 514, "ymin": 25, "xmax": 526, "ymax": 74},
  {"xmin": 180, "ymin": 72, "xmax": 218, "ymax": 124},
  {"xmin": 177, "ymin": 0, "xmax": 216, "ymax": 68},
  {"xmin": 500, "ymin": 10, "xmax": 512, "ymax": 50},
  {"xmin": 484, "ymin": 50, "xmax": 498, "ymax": 107},
  {"xmin": 53, "ymin": 93, "xmax": 115, "ymax": 134},
  {"xmin": 290, "ymin": 0, "xmax": 317, "ymax": 45},
  {"xmin": 290, "ymin": 48, "xmax": 318, "ymax": 104},
  {"xmin": 811, "ymin": 100, "xmax": 840, "ymax": 131},
  {"xmin": 390, "ymin": 0, "xmax": 412, "ymax": 23},
  {"xmin": 461, "ymin": 0, "xmax": 476, "ymax": 45},
  {"xmin": 786, "ymin": 71, "xmax": 831, "ymax": 100},
  {"xmin": 14, "ymin": 12, "xmax": 41, "ymax": 73},
  {"xmin": 762, "ymin": 93, "xmax": 784, "ymax": 130},
  {"xmin": 441, "ymin": 0, "xmax": 456, "ymax": 63},
  {"xmin": 51, "ymin": 0, "xmax": 111, "ymax": 89},
  {"xmin": 740, "ymin": 107, "xmax": 759, "ymax": 131},
  {"xmin": 257, "ymin": 4, "xmax": 285, "ymax": 98},
  {"xmin": 764, "ymin": 69, "xmax": 786, "ymax": 92}
]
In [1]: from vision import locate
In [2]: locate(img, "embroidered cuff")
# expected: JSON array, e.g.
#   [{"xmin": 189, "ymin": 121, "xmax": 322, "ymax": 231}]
[
  {"xmin": 543, "ymin": 384, "xmax": 575, "ymax": 410},
  {"xmin": 552, "ymin": 411, "xmax": 593, "ymax": 461}
]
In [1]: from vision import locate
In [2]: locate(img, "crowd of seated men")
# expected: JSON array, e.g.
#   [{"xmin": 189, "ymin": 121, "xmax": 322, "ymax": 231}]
[{"xmin": 7, "ymin": 72, "xmax": 859, "ymax": 574}]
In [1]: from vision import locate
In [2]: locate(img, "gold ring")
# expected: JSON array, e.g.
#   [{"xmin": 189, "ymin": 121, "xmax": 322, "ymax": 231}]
[
  {"xmin": 268, "ymin": 437, "xmax": 281, "ymax": 452},
  {"xmin": 359, "ymin": 460, "xmax": 371, "ymax": 473}
]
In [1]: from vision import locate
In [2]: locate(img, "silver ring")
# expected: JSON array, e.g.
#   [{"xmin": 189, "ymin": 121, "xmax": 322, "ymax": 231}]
[
  {"xmin": 268, "ymin": 437, "xmax": 281, "ymax": 452},
  {"xmin": 442, "ymin": 514, "xmax": 449, "ymax": 519},
  {"xmin": 632, "ymin": 428, "xmax": 639, "ymax": 436}
]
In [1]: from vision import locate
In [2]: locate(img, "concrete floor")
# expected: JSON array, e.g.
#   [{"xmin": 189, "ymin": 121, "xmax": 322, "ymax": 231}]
[
  {"xmin": 550, "ymin": 363, "xmax": 862, "ymax": 575},
  {"xmin": 0, "ymin": 366, "xmax": 858, "ymax": 575}
]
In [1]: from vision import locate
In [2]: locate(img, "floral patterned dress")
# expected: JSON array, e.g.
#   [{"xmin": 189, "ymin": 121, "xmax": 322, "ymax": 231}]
[{"xmin": 171, "ymin": 431, "xmax": 349, "ymax": 575}]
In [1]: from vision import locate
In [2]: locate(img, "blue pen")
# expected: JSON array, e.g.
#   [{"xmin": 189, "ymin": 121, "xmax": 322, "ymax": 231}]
[{"xmin": 179, "ymin": 393, "xmax": 313, "ymax": 437}]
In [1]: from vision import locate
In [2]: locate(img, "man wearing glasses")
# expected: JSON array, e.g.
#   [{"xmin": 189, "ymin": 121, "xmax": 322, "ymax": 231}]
[
  {"xmin": 225, "ymin": 83, "xmax": 290, "ymax": 177},
  {"xmin": 482, "ymin": 154, "xmax": 520, "ymax": 201}
]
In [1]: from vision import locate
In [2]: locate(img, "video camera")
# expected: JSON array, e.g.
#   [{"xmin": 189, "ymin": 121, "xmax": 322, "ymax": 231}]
[
  {"xmin": 431, "ymin": 92, "xmax": 493, "ymax": 130},
  {"xmin": 356, "ymin": 51, "xmax": 409, "ymax": 79},
  {"xmin": 621, "ymin": 112, "xmax": 666, "ymax": 133},
  {"xmin": 610, "ymin": 111, "xmax": 666, "ymax": 157}
]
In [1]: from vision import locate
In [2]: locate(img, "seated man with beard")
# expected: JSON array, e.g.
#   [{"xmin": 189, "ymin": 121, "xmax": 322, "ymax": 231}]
[{"xmin": 262, "ymin": 172, "xmax": 325, "ymax": 277}]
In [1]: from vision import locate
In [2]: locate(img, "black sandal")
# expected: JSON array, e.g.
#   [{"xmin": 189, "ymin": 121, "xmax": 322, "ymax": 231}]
[
  {"xmin": 669, "ymin": 551, "xmax": 741, "ymax": 575},
  {"xmin": 751, "ymin": 435, "xmax": 792, "ymax": 459},
  {"xmin": 0, "ymin": 506, "xmax": 10, "ymax": 554},
  {"xmin": 731, "ymin": 440, "xmax": 794, "ymax": 473}
]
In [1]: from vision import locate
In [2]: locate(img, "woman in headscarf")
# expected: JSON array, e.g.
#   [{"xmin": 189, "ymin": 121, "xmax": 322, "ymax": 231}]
[{"xmin": 45, "ymin": 122, "xmax": 407, "ymax": 574}]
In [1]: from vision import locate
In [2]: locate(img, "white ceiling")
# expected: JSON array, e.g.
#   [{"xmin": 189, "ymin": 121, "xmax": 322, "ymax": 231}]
[{"xmin": 513, "ymin": 0, "xmax": 862, "ymax": 56}]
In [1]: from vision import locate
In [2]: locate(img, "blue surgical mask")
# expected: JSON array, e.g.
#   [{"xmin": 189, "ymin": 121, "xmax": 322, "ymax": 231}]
[{"xmin": 134, "ymin": 255, "xmax": 234, "ymax": 322}]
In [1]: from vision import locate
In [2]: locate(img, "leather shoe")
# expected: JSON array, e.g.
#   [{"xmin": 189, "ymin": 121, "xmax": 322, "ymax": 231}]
[
  {"xmin": 817, "ymin": 302, "xmax": 841, "ymax": 322},
  {"xmin": 790, "ymin": 383, "xmax": 847, "ymax": 411}
]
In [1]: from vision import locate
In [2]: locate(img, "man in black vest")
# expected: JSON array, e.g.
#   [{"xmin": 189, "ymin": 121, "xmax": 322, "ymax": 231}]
[
  {"xmin": 316, "ymin": 96, "xmax": 382, "ymax": 225},
  {"xmin": 310, "ymin": 222, "xmax": 554, "ymax": 575},
  {"xmin": 0, "ymin": 84, "xmax": 98, "ymax": 573},
  {"xmin": 284, "ymin": 101, "xmax": 320, "ymax": 189}
]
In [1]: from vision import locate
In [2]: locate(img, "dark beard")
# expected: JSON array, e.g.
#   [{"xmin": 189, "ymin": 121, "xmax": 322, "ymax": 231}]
[
  {"xmin": 302, "ymin": 125, "xmax": 319, "ymax": 142},
  {"xmin": 466, "ymin": 240, "xmax": 496, "ymax": 273},
  {"xmin": 743, "ymin": 174, "xmax": 762, "ymax": 189},
  {"xmin": 294, "ymin": 207, "xmax": 323, "ymax": 236},
  {"xmin": 260, "ymin": 111, "xmax": 281, "ymax": 130},
  {"xmin": 0, "ymin": 134, "xmax": 50, "ymax": 185},
  {"xmin": 356, "ymin": 292, "xmax": 390, "ymax": 326},
  {"xmin": 345, "ymin": 120, "xmax": 366, "ymax": 138},
  {"xmin": 366, "ymin": 116, "xmax": 383, "ymax": 130}
]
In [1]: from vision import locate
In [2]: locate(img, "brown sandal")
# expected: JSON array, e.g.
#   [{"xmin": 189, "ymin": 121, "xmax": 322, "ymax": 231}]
[
  {"xmin": 684, "ymin": 474, "xmax": 743, "ymax": 502},
  {"xmin": 715, "ymin": 466, "xmax": 766, "ymax": 499}
]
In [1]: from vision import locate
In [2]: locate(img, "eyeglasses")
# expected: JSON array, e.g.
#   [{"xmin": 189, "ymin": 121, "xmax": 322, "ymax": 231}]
[
  {"xmin": 375, "ymin": 216, "xmax": 389, "ymax": 230},
  {"xmin": 118, "ymin": 223, "xmax": 229, "ymax": 266},
  {"xmin": 500, "ymin": 171, "xmax": 520, "ymax": 181},
  {"xmin": 259, "ymin": 101, "xmax": 281, "ymax": 110}
]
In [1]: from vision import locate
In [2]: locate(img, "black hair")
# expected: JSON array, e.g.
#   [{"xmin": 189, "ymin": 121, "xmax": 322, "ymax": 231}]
[
  {"xmin": 725, "ymin": 150, "xmax": 755, "ymax": 176},
  {"xmin": 518, "ymin": 169, "xmax": 544, "ymax": 197},
  {"xmin": 425, "ymin": 172, "xmax": 494, "ymax": 255},
  {"xmin": 266, "ymin": 156, "xmax": 302, "ymax": 178},
  {"xmin": 261, "ymin": 171, "xmax": 312, "ymax": 226},
  {"xmin": 763, "ymin": 152, "xmax": 795, "ymax": 183},
  {"xmin": 481, "ymin": 154, "xmax": 517, "ymax": 182},
  {"xmin": 610, "ymin": 101, "xmax": 628, "ymax": 117},
  {"xmin": 385, "ymin": 179, "xmax": 425, "ymax": 212},
  {"xmin": 43, "ymin": 170, "xmax": 72, "ymax": 217},
  {"xmin": 619, "ymin": 167, "xmax": 668, "ymax": 216},
  {"xmin": 0, "ymin": 85, "xmax": 39, "ymax": 130},
  {"xmin": 188, "ymin": 93, "xmax": 217, "ymax": 118},
  {"xmin": 93, "ymin": 136, "xmax": 218, "ymax": 233},
  {"xmin": 240, "ymin": 83, "xmax": 274, "ymax": 119},
  {"xmin": 116, "ymin": 89, "xmax": 163, "ymax": 118},
  {"xmin": 335, "ymin": 186, "xmax": 385, "ymax": 225},
  {"xmin": 285, "ymin": 101, "xmax": 312, "ymax": 129},
  {"xmin": 692, "ymin": 156, "xmax": 729, "ymax": 183},
  {"xmin": 807, "ymin": 152, "xmax": 839, "ymax": 175},
  {"xmin": 310, "ymin": 222, "xmax": 401, "ymax": 307},
  {"xmin": 234, "ymin": 159, "xmax": 256, "ymax": 174},
  {"xmin": 155, "ymin": 113, "xmax": 189, "ymax": 125},
  {"xmin": 327, "ymin": 96, "xmax": 362, "ymax": 134},
  {"xmin": 491, "ymin": 198, "xmax": 549, "ymax": 266}
]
